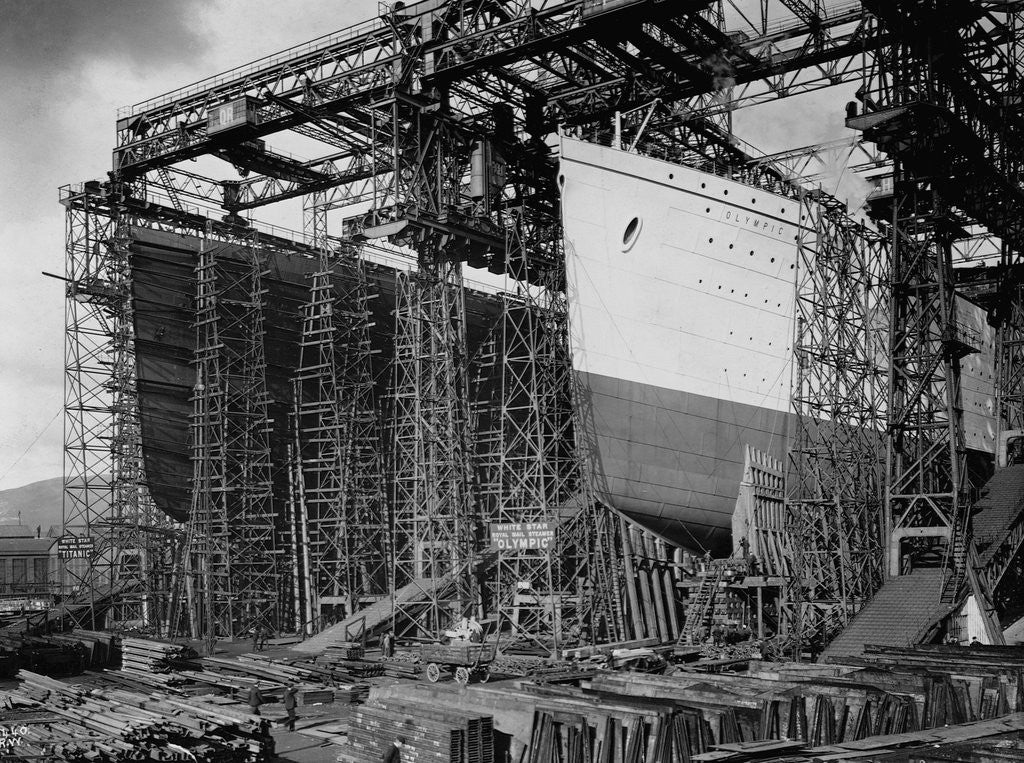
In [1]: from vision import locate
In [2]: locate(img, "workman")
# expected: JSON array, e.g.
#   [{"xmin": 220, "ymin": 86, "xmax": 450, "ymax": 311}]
[
  {"xmin": 381, "ymin": 631, "xmax": 395, "ymax": 659},
  {"xmin": 383, "ymin": 735, "xmax": 405, "ymax": 763},
  {"xmin": 283, "ymin": 685, "xmax": 298, "ymax": 731},
  {"xmin": 248, "ymin": 684, "xmax": 264, "ymax": 716}
]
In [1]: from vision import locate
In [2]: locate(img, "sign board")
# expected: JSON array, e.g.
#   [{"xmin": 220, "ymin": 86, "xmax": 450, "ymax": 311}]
[
  {"xmin": 490, "ymin": 522, "xmax": 555, "ymax": 551},
  {"xmin": 58, "ymin": 536, "xmax": 95, "ymax": 559}
]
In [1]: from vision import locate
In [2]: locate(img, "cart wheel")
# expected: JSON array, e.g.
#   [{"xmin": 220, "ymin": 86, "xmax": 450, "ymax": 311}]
[
  {"xmin": 455, "ymin": 666, "xmax": 470, "ymax": 685},
  {"xmin": 478, "ymin": 665, "xmax": 491, "ymax": 683},
  {"xmin": 426, "ymin": 662, "xmax": 441, "ymax": 683}
]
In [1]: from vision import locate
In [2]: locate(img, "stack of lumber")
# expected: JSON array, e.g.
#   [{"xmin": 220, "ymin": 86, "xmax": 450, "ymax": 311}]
[
  {"xmin": 120, "ymin": 637, "xmax": 196, "ymax": 673},
  {"xmin": 381, "ymin": 659, "xmax": 421, "ymax": 679},
  {"xmin": 55, "ymin": 629, "xmax": 118, "ymax": 668},
  {"xmin": 0, "ymin": 669, "xmax": 274, "ymax": 762},
  {"xmin": 335, "ymin": 683, "xmax": 371, "ymax": 704},
  {"xmin": 342, "ymin": 697, "xmax": 494, "ymax": 763},
  {"xmin": 314, "ymin": 652, "xmax": 386, "ymax": 678},
  {"xmin": 0, "ymin": 633, "xmax": 87, "ymax": 677},
  {"xmin": 327, "ymin": 641, "xmax": 365, "ymax": 660}
]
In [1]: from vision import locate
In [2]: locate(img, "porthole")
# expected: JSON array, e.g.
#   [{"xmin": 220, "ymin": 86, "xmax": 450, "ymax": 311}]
[
  {"xmin": 669, "ymin": 173, "xmax": 674, "ymax": 179},
  {"xmin": 558, "ymin": 174, "xmax": 566, "ymax": 187},
  {"xmin": 622, "ymin": 216, "xmax": 642, "ymax": 251}
]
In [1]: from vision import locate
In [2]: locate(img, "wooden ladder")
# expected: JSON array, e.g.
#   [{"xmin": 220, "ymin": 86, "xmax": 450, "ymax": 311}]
[{"xmin": 680, "ymin": 565, "xmax": 725, "ymax": 644}]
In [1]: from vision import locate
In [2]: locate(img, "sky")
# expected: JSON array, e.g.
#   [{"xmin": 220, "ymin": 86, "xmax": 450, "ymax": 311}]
[
  {"xmin": 0, "ymin": 0, "xmax": 380, "ymax": 490},
  {"xmin": 0, "ymin": 0, "xmax": 860, "ymax": 492}
]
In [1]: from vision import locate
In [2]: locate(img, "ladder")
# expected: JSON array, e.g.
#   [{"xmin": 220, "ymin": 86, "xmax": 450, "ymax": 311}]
[{"xmin": 680, "ymin": 565, "xmax": 726, "ymax": 644}]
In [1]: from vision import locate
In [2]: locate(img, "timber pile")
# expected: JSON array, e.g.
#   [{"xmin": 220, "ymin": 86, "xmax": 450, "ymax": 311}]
[
  {"xmin": 327, "ymin": 641, "xmax": 365, "ymax": 660},
  {"xmin": 188, "ymin": 653, "xmax": 369, "ymax": 705},
  {"xmin": 342, "ymin": 697, "xmax": 494, "ymax": 763},
  {"xmin": 336, "ymin": 684, "xmax": 371, "ymax": 704},
  {"xmin": 120, "ymin": 636, "xmax": 196, "ymax": 673},
  {"xmin": 54, "ymin": 629, "xmax": 118, "ymax": 668},
  {"xmin": 0, "ymin": 669, "xmax": 274, "ymax": 762},
  {"xmin": 0, "ymin": 633, "xmax": 86, "ymax": 676},
  {"xmin": 314, "ymin": 653, "xmax": 386, "ymax": 678}
]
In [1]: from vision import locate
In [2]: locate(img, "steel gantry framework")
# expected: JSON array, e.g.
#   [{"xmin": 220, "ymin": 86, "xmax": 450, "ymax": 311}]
[
  {"xmin": 292, "ymin": 243, "xmax": 390, "ymax": 631},
  {"xmin": 61, "ymin": 0, "xmax": 1024, "ymax": 644},
  {"xmin": 786, "ymin": 190, "xmax": 890, "ymax": 652},
  {"xmin": 849, "ymin": 2, "xmax": 1023, "ymax": 638},
  {"xmin": 185, "ymin": 232, "xmax": 280, "ymax": 642},
  {"xmin": 62, "ymin": 184, "xmax": 178, "ymax": 630}
]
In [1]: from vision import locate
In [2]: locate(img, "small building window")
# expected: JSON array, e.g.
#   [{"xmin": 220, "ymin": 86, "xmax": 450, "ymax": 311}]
[
  {"xmin": 12, "ymin": 558, "xmax": 27, "ymax": 588},
  {"xmin": 34, "ymin": 557, "xmax": 49, "ymax": 588}
]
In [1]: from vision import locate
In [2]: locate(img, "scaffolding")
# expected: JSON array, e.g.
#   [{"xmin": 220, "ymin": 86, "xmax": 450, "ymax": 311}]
[
  {"xmin": 292, "ymin": 243, "xmax": 389, "ymax": 629},
  {"xmin": 185, "ymin": 233, "xmax": 279, "ymax": 641},
  {"xmin": 62, "ymin": 184, "xmax": 175, "ymax": 631},
  {"xmin": 470, "ymin": 207, "xmax": 578, "ymax": 648},
  {"xmin": 391, "ymin": 257, "xmax": 478, "ymax": 638},
  {"xmin": 786, "ymin": 191, "xmax": 890, "ymax": 653}
]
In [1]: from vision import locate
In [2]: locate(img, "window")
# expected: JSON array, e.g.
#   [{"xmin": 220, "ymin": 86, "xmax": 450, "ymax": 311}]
[
  {"xmin": 12, "ymin": 558, "xmax": 27, "ymax": 588},
  {"xmin": 34, "ymin": 557, "xmax": 49, "ymax": 587}
]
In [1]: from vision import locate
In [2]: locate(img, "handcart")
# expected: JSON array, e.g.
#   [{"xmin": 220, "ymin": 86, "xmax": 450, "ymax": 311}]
[{"xmin": 420, "ymin": 642, "xmax": 497, "ymax": 685}]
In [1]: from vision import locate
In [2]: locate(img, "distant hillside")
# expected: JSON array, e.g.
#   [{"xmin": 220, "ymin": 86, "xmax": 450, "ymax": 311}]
[{"xmin": 0, "ymin": 477, "xmax": 64, "ymax": 530}]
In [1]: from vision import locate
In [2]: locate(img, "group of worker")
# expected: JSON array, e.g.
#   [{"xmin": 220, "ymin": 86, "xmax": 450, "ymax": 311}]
[{"xmin": 246, "ymin": 683, "xmax": 299, "ymax": 732}]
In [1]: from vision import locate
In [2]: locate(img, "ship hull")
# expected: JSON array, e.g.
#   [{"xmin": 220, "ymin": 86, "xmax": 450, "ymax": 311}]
[
  {"xmin": 560, "ymin": 137, "xmax": 996, "ymax": 553},
  {"xmin": 576, "ymin": 369, "xmax": 790, "ymax": 552}
]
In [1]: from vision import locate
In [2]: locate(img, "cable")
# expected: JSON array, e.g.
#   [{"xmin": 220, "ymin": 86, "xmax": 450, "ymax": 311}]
[{"xmin": 0, "ymin": 406, "xmax": 62, "ymax": 486}]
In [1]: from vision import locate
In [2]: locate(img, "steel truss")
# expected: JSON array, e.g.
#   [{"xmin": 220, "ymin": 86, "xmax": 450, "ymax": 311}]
[
  {"xmin": 62, "ymin": 185, "xmax": 176, "ymax": 631},
  {"xmin": 63, "ymin": 0, "xmax": 1024, "ymax": 645},
  {"xmin": 786, "ymin": 190, "xmax": 889, "ymax": 653},
  {"xmin": 853, "ymin": 4, "xmax": 1022, "ymax": 630},
  {"xmin": 186, "ymin": 232, "xmax": 280, "ymax": 641},
  {"xmin": 391, "ymin": 257, "xmax": 478, "ymax": 637},
  {"xmin": 470, "ymin": 206, "xmax": 580, "ymax": 650},
  {"xmin": 292, "ymin": 243, "xmax": 389, "ymax": 628}
]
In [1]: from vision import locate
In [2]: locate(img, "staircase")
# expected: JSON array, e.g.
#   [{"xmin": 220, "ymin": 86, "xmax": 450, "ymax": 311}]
[
  {"xmin": 820, "ymin": 568, "xmax": 953, "ymax": 661},
  {"xmin": 679, "ymin": 564, "xmax": 726, "ymax": 644},
  {"xmin": 291, "ymin": 577, "xmax": 444, "ymax": 654}
]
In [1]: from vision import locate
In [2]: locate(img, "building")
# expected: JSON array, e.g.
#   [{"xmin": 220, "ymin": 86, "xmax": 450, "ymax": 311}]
[{"xmin": 0, "ymin": 523, "xmax": 59, "ymax": 605}]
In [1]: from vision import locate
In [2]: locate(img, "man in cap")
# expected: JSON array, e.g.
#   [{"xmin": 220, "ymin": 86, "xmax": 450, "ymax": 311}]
[{"xmin": 283, "ymin": 685, "xmax": 298, "ymax": 731}]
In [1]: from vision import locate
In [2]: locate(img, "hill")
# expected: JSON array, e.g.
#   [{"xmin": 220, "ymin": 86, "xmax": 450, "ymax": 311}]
[{"xmin": 0, "ymin": 476, "xmax": 64, "ymax": 531}]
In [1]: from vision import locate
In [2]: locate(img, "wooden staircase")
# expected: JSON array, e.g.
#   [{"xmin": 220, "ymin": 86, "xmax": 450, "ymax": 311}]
[{"xmin": 679, "ymin": 564, "xmax": 726, "ymax": 645}]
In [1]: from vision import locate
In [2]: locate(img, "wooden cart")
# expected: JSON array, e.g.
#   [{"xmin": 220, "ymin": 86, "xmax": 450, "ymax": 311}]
[{"xmin": 420, "ymin": 642, "xmax": 497, "ymax": 685}]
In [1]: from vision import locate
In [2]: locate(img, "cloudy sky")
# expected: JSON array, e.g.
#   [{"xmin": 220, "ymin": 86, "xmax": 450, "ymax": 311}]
[
  {"xmin": 0, "ymin": 0, "xmax": 383, "ymax": 490},
  {"xmin": 0, "ymin": 0, "xmax": 859, "ymax": 492}
]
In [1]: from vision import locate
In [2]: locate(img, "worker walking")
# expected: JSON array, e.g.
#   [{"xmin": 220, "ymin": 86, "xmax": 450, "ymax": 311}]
[
  {"xmin": 383, "ymin": 735, "xmax": 405, "ymax": 763},
  {"xmin": 382, "ymin": 631, "xmax": 395, "ymax": 659},
  {"xmin": 248, "ymin": 684, "xmax": 263, "ymax": 716},
  {"xmin": 283, "ymin": 685, "xmax": 298, "ymax": 732}
]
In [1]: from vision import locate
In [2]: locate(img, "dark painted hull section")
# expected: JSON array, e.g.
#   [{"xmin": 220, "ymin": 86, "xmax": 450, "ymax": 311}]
[{"xmin": 580, "ymin": 370, "xmax": 792, "ymax": 553}]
